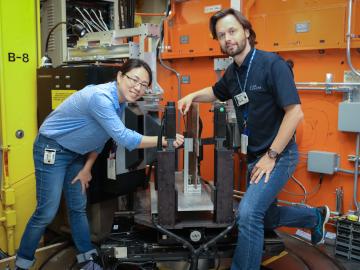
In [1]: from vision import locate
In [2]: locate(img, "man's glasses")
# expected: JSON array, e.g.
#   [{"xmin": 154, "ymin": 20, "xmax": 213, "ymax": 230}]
[{"xmin": 125, "ymin": 74, "xmax": 149, "ymax": 91}]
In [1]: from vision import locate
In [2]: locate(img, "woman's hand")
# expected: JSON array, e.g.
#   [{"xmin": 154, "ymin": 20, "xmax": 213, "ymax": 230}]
[
  {"xmin": 71, "ymin": 169, "xmax": 92, "ymax": 194},
  {"xmin": 162, "ymin": 133, "xmax": 184, "ymax": 148}
]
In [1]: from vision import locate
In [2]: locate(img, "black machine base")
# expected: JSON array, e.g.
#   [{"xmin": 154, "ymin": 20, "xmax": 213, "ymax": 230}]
[{"xmin": 99, "ymin": 212, "xmax": 286, "ymax": 269}]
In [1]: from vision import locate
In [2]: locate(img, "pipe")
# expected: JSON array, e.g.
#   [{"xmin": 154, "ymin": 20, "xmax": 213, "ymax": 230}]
[
  {"xmin": 335, "ymin": 168, "xmax": 355, "ymax": 175},
  {"xmin": 346, "ymin": 0, "xmax": 360, "ymax": 78},
  {"xmin": 296, "ymin": 81, "xmax": 359, "ymax": 92},
  {"xmin": 336, "ymin": 187, "xmax": 344, "ymax": 215},
  {"xmin": 0, "ymin": 211, "xmax": 16, "ymax": 254},
  {"xmin": 296, "ymin": 82, "xmax": 360, "ymax": 86},
  {"xmin": 158, "ymin": 0, "xmax": 182, "ymax": 131},
  {"xmin": 296, "ymin": 87, "xmax": 352, "ymax": 92},
  {"xmin": 244, "ymin": 0, "xmax": 256, "ymax": 18},
  {"xmin": 163, "ymin": 0, "xmax": 175, "ymax": 51},
  {"xmin": 6, "ymin": 229, "xmax": 14, "ymax": 255},
  {"xmin": 354, "ymin": 133, "xmax": 360, "ymax": 213},
  {"xmin": 135, "ymin": 12, "xmax": 165, "ymax": 17},
  {"xmin": 1, "ymin": 147, "xmax": 16, "ymax": 254}
]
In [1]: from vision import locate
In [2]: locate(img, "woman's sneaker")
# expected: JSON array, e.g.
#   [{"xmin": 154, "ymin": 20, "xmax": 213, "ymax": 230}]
[
  {"xmin": 80, "ymin": 261, "xmax": 102, "ymax": 270},
  {"xmin": 311, "ymin": 205, "xmax": 330, "ymax": 245},
  {"xmin": 79, "ymin": 254, "xmax": 103, "ymax": 270}
]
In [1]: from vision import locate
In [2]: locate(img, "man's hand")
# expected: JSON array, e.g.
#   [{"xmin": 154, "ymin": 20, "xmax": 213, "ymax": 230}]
[
  {"xmin": 71, "ymin": 169, "xmax": 92, "ymax": 194},
  {"xmin": 173, "ymin": 133, "xmax": 184, "ymax": 148},
  {"xmin": 250, "ymin": 154, "xmax": 276, "ymax": 184},
  {"xmin": 178, "ymin": 94, "xmax": 194, "ymax": 115}
]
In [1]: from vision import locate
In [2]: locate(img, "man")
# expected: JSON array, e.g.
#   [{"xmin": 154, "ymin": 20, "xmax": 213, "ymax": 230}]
[{"xmin": 178, "ymin": 8, "xmax": 329, "ymax": 270}]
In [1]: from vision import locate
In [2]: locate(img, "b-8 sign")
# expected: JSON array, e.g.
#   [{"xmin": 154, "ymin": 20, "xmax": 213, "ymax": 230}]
[{"xmin": 8, "ymin": 52, "xmax": 29, "ymax": 63}]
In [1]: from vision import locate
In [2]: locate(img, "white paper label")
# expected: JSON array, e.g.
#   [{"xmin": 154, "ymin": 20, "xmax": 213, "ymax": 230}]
[
  {"xmin": 107, "ymin": 158, "xmax": 116, "ymax": 180},
  {"xmin": 204, "ymin": 5, "xmax": 222, "ymax": 14},
  {"xmin": 241, "ymin": 134, "xmax": 248, "ymax": 154}
]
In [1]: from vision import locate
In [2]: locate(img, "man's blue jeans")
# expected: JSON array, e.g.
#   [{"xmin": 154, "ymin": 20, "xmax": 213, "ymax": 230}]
[
  {"xmin": 16, "ymin": 134, "xmax": 97, "ymax": 269},
  {"xmin": 231, "ymin": 143, "xmax": 318, "ymax": 270}
]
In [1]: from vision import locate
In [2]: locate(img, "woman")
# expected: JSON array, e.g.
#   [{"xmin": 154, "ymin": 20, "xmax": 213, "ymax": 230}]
[{"xmin": 15, "ymin": 59, "xmax": 184, "ymax": 270}]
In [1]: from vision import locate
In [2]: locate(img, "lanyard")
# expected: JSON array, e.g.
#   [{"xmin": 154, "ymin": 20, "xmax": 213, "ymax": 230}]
[
  {"xmin": 235, "ymin": 49, "xmax": 256, "ymax": 132},
  {"xmin": 235, "ymin": 49, "xmax": 256, "ymax": 93}
]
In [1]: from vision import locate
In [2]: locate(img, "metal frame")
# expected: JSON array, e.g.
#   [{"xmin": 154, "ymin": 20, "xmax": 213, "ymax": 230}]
[
  {"xmin": 41, "ymin": 0, "xmax": 120, "ymax": 67},
  {"xmin": 183, "ymin": 104, "xmax": 201, "ymax": 194}
]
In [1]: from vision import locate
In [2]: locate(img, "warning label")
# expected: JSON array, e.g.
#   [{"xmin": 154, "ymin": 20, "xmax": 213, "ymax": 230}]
[{"xmin": 51, "ymin": 90, "xmax": 77, "ymax": 109}]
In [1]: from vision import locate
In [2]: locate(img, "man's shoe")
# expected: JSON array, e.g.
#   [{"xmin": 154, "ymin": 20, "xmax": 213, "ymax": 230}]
[{"xmin": 311, "ymin": 205, "xmax": 330, "ymax": 245}]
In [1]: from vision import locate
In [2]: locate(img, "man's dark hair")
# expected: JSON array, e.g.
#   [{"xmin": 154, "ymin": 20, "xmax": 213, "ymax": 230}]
[
  {"xmin": 119, "ymin": 58, "xmax": 152, "ymax": 86},
  {"xmin": 209, "ymin": 8, "xmax": 257, "ymax": 47}
]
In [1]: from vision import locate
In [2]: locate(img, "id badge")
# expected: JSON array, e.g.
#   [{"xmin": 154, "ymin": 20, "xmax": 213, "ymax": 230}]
[
  {"xmin": 107, "ymin": 158, "xmax": 116, "ymax": 180},
  {"xmin": 234, "ymin": 92, "xmax": 249, "ymax": 107},
  {"xmin": 43, "ymin": 148, "xmax": 56, "ymax": 164},
  {"xmin": 241, "ymin": 134, "xmax": 248, "ymax": 154},
  {"xmin": 107, "ymin": 145, "xmax": 117, "ymax": 180}
]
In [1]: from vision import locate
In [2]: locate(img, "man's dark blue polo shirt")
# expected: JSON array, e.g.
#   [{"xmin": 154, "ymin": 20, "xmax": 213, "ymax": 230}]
[{"xmin": 212, "ymin": 48, "xmax": 300, "ymax": 155}]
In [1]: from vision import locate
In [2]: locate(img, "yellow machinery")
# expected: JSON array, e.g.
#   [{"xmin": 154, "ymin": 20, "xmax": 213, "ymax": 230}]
[{"xmin": 0, "ymin": 1, "xmax": 40, "ymax": 255}]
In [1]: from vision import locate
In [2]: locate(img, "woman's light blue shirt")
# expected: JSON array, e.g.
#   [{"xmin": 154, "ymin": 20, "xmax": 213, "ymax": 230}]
[{"xmin": 39, "ymin": 81, "xmax": 142, "ymax": 154}]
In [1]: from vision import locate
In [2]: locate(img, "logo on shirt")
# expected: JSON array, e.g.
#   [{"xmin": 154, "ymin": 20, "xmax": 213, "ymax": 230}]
[{"xmin": 249, "ymin": 84, "xmax": 263, "ymax": 91}]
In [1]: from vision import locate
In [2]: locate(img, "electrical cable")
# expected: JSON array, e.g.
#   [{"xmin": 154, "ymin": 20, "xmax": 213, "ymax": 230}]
[
  {"xmin": 87, "ymin": 18, "xmax": 104, "ymax": 32},
  {"xmin": 98, "ymin": 10, "xmax": 109, "ymax": 30},
  {"xmin": 83, "ymin": 20, "xmax": 94, "ymax": 32},
  {"xmin": 91, "ymin": 9, "xmax": 107, "ymax": 31},
  {"xmin": 83, "ymin": 8, "xmax": 106, "ymax": 31},
  {"xmin": 75, "ymin": 19, "xmax": 91, "ymax": 33},
  {"xmin": 75, "ymin": 7, "xmax": 102, "ymax": 32},
  {"xmin": 82, "ymin": 8, "xmax": 104, "ymax": 31},
  {"xmin": 281, "ymin": 174, "xmax": 323, "ymax": 203},
  {"xmin": 75, "ymin": 7, "xmax": 92, "ymax": 25},
  {"xmin": 287, "ymin": 175, "xmax": 308, "ymax": 202}
]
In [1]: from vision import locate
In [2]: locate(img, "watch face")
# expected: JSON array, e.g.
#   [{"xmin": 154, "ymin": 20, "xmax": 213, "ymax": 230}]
[{"xmin": 268, "ymin": 149, "xmax": 278, "ymax": 159}]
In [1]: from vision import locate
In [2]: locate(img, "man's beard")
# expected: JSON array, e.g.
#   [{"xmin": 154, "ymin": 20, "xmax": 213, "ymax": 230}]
[{"xmin": 221, "ymin": 39, "xmax": 247, "ymax": 57}]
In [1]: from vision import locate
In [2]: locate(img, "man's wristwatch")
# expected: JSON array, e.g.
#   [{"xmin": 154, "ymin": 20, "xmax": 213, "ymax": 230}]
[{"xmin": 267, "ymin": 148, "xmax": 279, "ymax": 159}]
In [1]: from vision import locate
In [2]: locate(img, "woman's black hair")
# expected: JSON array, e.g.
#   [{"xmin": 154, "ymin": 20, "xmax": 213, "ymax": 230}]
[{"xmin": 119, "ymin": 58, "xmax": 152, "ymax": 86}]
